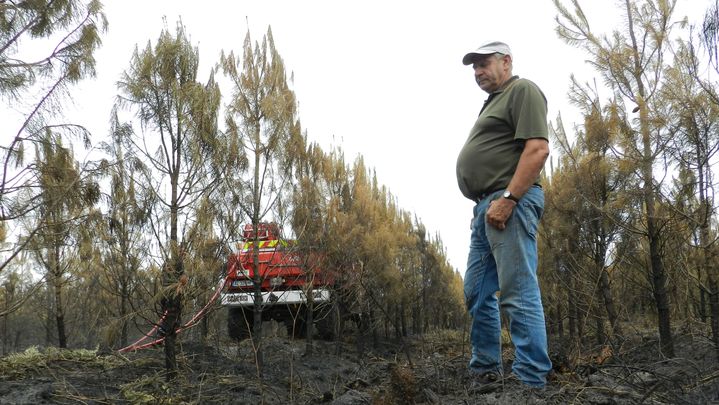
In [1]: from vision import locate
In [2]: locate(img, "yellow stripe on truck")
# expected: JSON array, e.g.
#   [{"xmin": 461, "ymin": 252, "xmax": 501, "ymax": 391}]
[{"xmin": 240, "ymin": 240, "xmax": 281, "ymax": 251}]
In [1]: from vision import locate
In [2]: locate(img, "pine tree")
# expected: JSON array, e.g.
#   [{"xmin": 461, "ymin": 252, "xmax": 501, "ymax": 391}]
[
  {"xmin": 549, "ymin": 88, "xmax": 633, "ymax": 344},
  {"xmin": 29, "ymin": 133, "xmax": 99, "ymax": 348},
  {"xmin": 218, "ymin": 26, "xmax": 303, "ymax": 375},
  {"xmin": 116, "ymin": 21, "xmax": 222, "ymax": 377},
  {"xmin": 661, "ymin": 41, "xmax": 719, "ymax": 360},
  {"xmin": 1, "ymin": 0, "xmax": 106, "ymax": 282},
  {"xmin": 554, "ymin": 0, "xmax": 680, "ymax": 356},
  {"xmin": 96, "ymin": 111, "xmax": 152, "ymax": 349}
]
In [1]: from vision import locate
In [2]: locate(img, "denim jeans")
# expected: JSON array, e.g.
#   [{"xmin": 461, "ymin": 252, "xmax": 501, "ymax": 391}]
[{"xmin": 464, "ymin": 186, "xmax": 552, "ymax": 387}]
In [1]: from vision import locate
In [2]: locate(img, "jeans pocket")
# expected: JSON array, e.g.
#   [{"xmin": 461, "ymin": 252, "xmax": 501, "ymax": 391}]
[{"xmin": 518, "ymin": 200, "xmax": 541, "ymax": 239}]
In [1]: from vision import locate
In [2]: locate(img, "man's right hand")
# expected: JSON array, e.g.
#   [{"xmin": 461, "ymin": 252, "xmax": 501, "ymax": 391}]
[{"xmin": 486, "ymin": 198, "xmax": 516, "ymax": 230}]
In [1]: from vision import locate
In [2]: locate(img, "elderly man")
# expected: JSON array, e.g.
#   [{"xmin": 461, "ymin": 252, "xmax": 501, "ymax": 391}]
[{"xmin": 456, "ymin": 41, "xmax": 552, "ymax": 389}]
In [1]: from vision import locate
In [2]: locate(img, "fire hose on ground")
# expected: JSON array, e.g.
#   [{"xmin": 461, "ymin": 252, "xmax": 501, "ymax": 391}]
[{"xmin": 118, "ymin": 274, "xmax": 230, "ymax": 353}]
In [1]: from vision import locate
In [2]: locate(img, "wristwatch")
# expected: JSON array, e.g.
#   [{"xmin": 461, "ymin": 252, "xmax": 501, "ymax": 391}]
[{"xmin": 503, "ymin": 190, "xmax": 519, "ymax": 203}]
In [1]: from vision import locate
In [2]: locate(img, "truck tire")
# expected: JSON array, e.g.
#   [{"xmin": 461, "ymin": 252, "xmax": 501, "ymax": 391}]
[
  {"xmin": 284, "ymin": 307, "xmax": 307, "ymax": 338},
  {"xmin": 228, "ymin": 307, "xmax": 253, "ymax": 340},
  {"xmin": 315, "ymin": 303, "xmax": 339, "ymax": 341}
]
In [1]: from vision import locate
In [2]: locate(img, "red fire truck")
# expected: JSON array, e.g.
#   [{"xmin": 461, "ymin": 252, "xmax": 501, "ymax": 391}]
[{"xmin": 221, "ymin": 223, "xmax": 336, "ymax": 340}]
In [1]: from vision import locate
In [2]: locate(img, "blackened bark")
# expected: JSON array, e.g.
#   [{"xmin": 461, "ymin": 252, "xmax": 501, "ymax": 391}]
[
  {"xmin": 709, "ymin": 276, "xmax": 719, "ymax": 361},
  {"xmin": 649, "ymin": 231, "xmax": 674, "ymax": 357},
  {"xmin": 599, "ymin": 268, "xmax": 622, "ymax": 338},
  {"xmin": 161, "ymin": 294, "xmax": 181, "ymax": 379}
]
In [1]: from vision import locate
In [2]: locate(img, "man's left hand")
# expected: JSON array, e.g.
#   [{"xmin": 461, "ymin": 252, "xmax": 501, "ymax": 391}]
[{"xmin": 486, "ymin": 198, "xmax": 516, "ymax": 230}]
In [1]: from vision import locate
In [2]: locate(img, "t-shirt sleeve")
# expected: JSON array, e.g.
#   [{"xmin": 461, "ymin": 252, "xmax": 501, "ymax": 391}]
[{"xmin": 511, "ymin": 80, "xmax": 549, "ymax": 141}]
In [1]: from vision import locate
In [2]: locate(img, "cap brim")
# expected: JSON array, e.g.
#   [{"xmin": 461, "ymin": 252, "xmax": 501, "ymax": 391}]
[
  {"xmin": 462, "ymin": 52, "xmax": 488, "ymax": 65},
  {"xmin": 463, "ymin": 51, "xmax": 512, "ymax": 65}
]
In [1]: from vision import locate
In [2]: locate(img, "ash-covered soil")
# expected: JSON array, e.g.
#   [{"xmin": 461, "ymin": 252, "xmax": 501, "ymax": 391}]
[{"xmin": 0, "ymin": 326, "xmax": 717, "ymax": 404}]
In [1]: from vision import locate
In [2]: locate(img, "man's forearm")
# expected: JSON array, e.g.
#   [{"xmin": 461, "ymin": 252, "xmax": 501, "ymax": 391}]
[{"xmin": 507, "ymin": 139, "xmax": 549, "ymax": 199}]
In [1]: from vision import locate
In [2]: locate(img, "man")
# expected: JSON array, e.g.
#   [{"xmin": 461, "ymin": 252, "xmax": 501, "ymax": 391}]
[{"xmin": 456, "ymin": 41, "xmax": 552, "ymax": 389}]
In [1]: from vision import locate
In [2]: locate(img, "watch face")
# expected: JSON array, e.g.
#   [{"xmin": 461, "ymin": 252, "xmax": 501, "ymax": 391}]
[{"xmin": 503, "ymin": 190, "xmax": 518, "ymax": 202}]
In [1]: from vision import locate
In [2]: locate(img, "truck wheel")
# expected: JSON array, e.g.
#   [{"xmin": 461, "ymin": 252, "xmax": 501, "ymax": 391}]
[
  {"xmin": 316, "ymin": 303, "xmax": 339, "ymax": 341},
  {"xmin": 284, "ymin": 307, "xmax": 307, "ymax": 338},
  {"xmin": 228, "ymin": 307, "xmax": 253, "ymax": 340}
]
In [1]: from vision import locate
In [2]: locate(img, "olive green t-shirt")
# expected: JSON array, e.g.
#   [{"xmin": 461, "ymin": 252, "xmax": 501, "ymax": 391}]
[{"xmin": 456, "ymin": 76, "xmax": 548, "ymax": 201}]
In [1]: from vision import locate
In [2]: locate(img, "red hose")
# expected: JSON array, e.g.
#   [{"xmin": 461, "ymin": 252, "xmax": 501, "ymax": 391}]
[{"xmin": 118, "ymin": 275, "xmax": 229, "ymax": 353}]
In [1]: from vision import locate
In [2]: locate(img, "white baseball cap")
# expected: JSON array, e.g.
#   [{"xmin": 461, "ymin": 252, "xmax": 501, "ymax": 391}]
[{"xmin": 462, "ymin": 41, "xmax": 512, "ymax": 65}]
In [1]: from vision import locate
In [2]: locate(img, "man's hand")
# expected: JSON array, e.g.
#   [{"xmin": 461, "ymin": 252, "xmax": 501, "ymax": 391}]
[{"xmin": 486, "ymin": 198, "xmax": 516, "ymax": 230}]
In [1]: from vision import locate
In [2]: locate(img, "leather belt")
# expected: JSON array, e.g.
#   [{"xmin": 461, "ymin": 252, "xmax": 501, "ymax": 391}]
[
  {"xmin": 474, "ymin": 188, "xmax": 503, "ymax": 203},
  {"xmin": 473, "ymin": 184, "xmax": 542, "ymax": 203}
]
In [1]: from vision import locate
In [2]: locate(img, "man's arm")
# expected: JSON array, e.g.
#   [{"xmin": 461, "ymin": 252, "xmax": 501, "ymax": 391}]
[
  {"xmin": 485, "ymin": 138, "xmax": 549, "ymax": 230},
  {"xmin": 506, "ymin": 138, "xmax": 549, "ymax": 198}
]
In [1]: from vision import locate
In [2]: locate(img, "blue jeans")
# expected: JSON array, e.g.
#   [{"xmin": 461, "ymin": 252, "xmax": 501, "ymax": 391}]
[{"xmin": 464, "ymin": 186, "xmax": 551, "ymax": 387}]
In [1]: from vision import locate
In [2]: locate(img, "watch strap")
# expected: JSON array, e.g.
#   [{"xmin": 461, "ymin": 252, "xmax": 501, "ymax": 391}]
[{"xmin": 503, "ymin": 191, "xmax": 519, "ymax": 203}]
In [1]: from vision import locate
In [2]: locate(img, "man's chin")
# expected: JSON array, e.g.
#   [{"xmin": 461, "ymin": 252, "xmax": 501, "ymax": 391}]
[{"xmin": 477, "ymin": 83, "xmax": 493, "ymax": 93}]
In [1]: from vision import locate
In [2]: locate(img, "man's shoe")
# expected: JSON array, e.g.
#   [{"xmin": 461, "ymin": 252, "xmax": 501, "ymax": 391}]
[
  {"xmin": 477, "ymin": 371, "xmax": 500, "ymax": 384},
  {"xmin": 470, "ymin": 372, "xmax": 539, "ymax": 395},
  {"xmin": 469, "ymin": 371, "xmax": 502, "ymax": 394}
]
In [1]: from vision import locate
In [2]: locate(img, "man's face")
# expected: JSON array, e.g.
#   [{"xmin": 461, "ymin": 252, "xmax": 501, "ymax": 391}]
[{"xmin": 472, "ymin": 54, "xmax": 510, "ymax": 93}]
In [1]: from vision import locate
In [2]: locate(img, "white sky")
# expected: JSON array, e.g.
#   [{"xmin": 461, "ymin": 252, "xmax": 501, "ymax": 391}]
[{"xmin": 54, "ymin": 0, "xmax": 712, "ymax": 275}]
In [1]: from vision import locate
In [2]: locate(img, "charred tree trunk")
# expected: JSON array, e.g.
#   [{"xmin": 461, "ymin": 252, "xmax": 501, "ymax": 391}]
[
  {"xmin": 700, "ymin": 280, "xmax": 708, "ymax": 323},
  {"xmin": 161, "ymin": 249, "xmax": 184, "ymax": 380},
  {"xmin": 400, "ymin": 301, "xmax": 408, "ymax": 337},
  {"xmin": 594, "ymin": 308, "xmax": 605, "ymax": 346},
  {"xmin": 371, "ymin": 308, "xmax": 379, "ymax": 347},
  {"xmin": 568, "ymin": 288, "xmax": 576, "ymax": 341},
  {"xmin": 568, "ymin": 269, "xmax": 579, "ymax": 344},
  {"xmin": 45, "ymin": 285, "xmax": 53, "ymax": 345},
  {"xmin": 1, "ymin": 314, "xmax": 6, "ymax": 356},
  {"xmin": 709, "ymin": 276, "xmax": 719, "ymax": 361},
  {"xmin": 598, "ymin": 267, "xmax": 622, "ymax": 339},
  {"xmin": 422, "ymin": 286, "xmax": 429, "ymax": 334},
  {"xmin": 162, "ymin": 154, "xmax": 185, "ymax": 379},
  {"xmin": 412, "ymin": 305, "xmax": 421, "ymax": 335},
  {"xmin": 698, "ymin": 188, "xmax": 718, "ymax": 360},
  {"xmin": 648, "ymin": 222, "xmax": 674, "ymax": 357},
  {"xmin": 394, "ymin": 304, "xmax": 402, "ymax": 340},
  {"xmin": 54, "ymin": 285, "xmax": 66, "ymax": 349},
  {"xmin": 252, "ymin": 254, "xmax": 264, "ymax": 375},
  {"xmin": 51, "ymin": 246, "xmax": 67, "ymax": 349},
  {"xmin": 120, "ymin": 281, "xmax": 129, "ymax": 348},
  {"xmin": 161, "ymin": 293, "xmax": 181, "ymax": 376},
  {"xmin": 305, "ymin": 283, "xmax": 315, "ymax": 356},
  {"xmin": 625, "ymin": 0, "xmax": 674, "ymax": 357}
]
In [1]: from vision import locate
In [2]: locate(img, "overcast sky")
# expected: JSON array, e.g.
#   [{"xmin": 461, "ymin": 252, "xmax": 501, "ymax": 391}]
[{"xmin": 57, "ymin": 0, "xmax": 712, "ymax": 275}]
